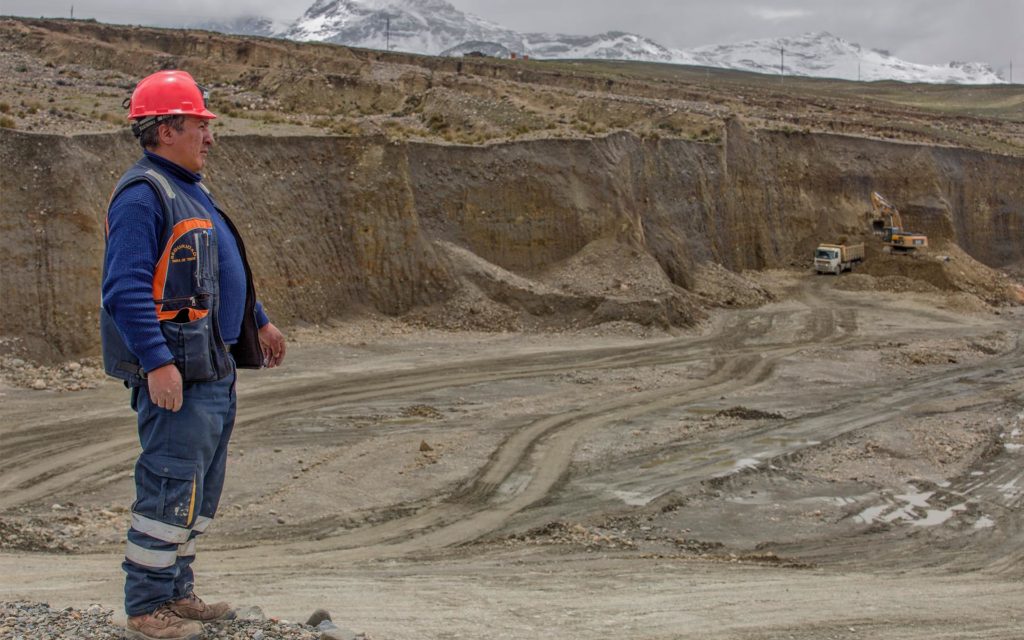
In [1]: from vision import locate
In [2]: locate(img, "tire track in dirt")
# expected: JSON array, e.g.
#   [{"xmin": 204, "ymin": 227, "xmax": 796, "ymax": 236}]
[
  {"xmin": 222, "ymin": 305, "xmax": 854, "ymax": 564},
  {"xmin": 222, "ymin": 352, "xmax": 782, "ymax": 565},
  {"xmin": 0, "ymin": 305, "xmax": 793, "ymax": 511},
  {"xmin": 239, "ymin": 299, "xmax": 1021, "ymax": 566}
]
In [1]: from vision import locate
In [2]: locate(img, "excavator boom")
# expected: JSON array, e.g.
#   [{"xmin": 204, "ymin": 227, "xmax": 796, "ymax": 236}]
[{"xmin": 871, "ymin": 191, "xmax": 903, "ymax": 230}]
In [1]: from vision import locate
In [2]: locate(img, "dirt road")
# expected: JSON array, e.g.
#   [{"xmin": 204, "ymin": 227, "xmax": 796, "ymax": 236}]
[{"xmin": 2, "ymin": 273, "xmax": 1023, "ymax": 638}]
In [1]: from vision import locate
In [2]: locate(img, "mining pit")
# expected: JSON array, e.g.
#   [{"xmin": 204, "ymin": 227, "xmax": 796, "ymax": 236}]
[{"xmin": 1, "ymin": 17, "xmax": 1023, "ymax": 639}]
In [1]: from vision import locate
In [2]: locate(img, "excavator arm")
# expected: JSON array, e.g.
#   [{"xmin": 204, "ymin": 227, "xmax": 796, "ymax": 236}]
[{"xmin": 871, "ymin": 191, "xmax": 903, "ymax": 230}]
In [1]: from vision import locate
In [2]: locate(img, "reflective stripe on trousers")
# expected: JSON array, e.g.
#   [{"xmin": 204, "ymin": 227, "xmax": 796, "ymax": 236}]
[{"xmin": 123, "ymin": 368, "xmax": 236, "ymax": 617}]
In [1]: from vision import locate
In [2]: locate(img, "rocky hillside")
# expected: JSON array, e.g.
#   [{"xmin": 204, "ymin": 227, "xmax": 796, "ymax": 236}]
[{"xmin": 0, "ymin": 17, "xmax": 1022, "ymax": 362}]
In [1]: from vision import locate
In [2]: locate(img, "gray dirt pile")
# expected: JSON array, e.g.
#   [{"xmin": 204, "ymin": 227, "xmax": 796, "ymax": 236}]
[{"xmin": 407, "ymin": 239, "xmax": 706, "ymax": 332}]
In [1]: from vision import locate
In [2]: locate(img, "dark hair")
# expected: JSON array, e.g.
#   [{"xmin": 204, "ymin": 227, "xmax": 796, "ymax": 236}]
[{"xmin": 138, "ymin": 115, "xmax": 186, "ymax": 150}]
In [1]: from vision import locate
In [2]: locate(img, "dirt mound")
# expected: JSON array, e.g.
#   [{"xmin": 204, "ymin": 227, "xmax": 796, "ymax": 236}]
[
  {"xmin": 690, "ymin": 262, "xmax": 775, "ymax": 308},
  {"xmin": 406, "ymin": 239, "xmax": 705, "ymax": 332},
  {"xmin": 404, "ymin": 280, "xmax": 524, "ymax": 332},
  {"xmin": 838, "ymin": 243, "xmax": 1023, "ymax": 307},
  {"xmin": 932, "ymin": 244, "xmax": 1024, "ymax": 306},
  {"xmin": 539, "ymin": 237, "xmax": 680, "ymax": 300},
  {"xmin": 715, "ymin": 406, "xmax": 786, "ymax": 420}
]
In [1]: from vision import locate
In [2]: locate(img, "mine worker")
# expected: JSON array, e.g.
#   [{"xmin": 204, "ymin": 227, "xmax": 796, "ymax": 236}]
[{"xmin": 100, "ymin": 69, "xmax": 286, "ymax": 640}]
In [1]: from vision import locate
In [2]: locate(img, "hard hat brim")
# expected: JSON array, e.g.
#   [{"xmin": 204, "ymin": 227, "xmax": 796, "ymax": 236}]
[{"xmin": 127, "ymin": 109, "xmax": 218, "ymax": 122}]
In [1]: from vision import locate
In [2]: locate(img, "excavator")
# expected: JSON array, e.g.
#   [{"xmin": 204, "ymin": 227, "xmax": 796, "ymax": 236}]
[{"xmin": 870, "ymin": 191, "xmax": 928, "ymax": 252}]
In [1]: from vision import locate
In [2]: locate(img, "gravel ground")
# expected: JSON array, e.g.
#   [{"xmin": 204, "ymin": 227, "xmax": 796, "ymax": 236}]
[
  {"xmin": 0, "ymin": 355, "xmax": 105, "ymax": 392},
  {"xmin": 0, "ymin": 601, "xmax": 367, "ymax": 640}
]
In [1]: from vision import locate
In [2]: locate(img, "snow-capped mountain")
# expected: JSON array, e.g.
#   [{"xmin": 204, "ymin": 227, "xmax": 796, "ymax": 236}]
[
  {"xmin": 524, "ymin": 31, "xmax": 676, "ymax": 63},
  {"xmin": 190, "ymin": 16, "xmax": 281, "ymax": 37},
  {"xmin": 679, "ymin": 32, "xmax": 1005, "ymax": 84},
  {"xmin": 283, "ymin": 0, "xmax": 526, "ymax": 55},
  {"xmin": 207, "ymin": 0, "xmax": 1005, "ymax": 84},
  {"xmin": 283, "ymin": 0, "xmax": 679, "ymax": 63}
]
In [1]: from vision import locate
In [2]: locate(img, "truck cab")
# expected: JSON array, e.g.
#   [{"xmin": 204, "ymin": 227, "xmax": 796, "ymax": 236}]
[
  {"xmin": 815, "ymin": 247, "xmax": 843, "ymax": 275},
  {"xmin": 814, "ymin": 242, "xmax": 864, "ymax": 275}
]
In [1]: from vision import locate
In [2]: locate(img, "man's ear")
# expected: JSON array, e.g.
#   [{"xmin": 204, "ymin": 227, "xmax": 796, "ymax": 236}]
[{"xmin": 157, "ymin": 122, "xmax": 177, "ymax": 147}]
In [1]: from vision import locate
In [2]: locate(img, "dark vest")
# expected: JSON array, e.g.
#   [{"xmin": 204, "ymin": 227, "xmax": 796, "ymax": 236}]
[{"xmin": 100, "ymin": 157, "xmax": 264, "ymax": 387}]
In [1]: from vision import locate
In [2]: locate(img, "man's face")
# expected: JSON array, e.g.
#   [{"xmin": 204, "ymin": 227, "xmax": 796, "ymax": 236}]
[{"xmin": 159, "ymin": 116, "xmax": 214, "ymax": 172}]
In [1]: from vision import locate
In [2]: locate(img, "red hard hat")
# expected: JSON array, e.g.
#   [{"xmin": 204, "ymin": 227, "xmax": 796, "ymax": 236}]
[{"xmin": 127, "ymin": 70, "xmax": 217, "ymax": 120}]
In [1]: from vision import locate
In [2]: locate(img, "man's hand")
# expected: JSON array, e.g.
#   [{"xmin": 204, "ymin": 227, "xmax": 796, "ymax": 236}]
[
  {"xmin": 259, "ymin": 322, "xmax": 286, "ymax": 368},
  {"xmin": 148, "ymin": 363, "xmax": 183, "ymax": 412}
]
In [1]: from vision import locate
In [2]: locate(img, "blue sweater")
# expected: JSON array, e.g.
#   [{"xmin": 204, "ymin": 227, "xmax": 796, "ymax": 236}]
[{"xmin": 102, "ymin": 151, "xmax": 269, "ymax": 372}]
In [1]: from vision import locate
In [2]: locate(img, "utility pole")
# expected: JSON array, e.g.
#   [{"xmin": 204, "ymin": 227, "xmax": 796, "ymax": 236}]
[
  {"xmin": 385, "ymin": 15, "xmax": 390, "ymax": 52},
  {"xmin": 70, "ymin": 5, "xmax": 74, "ymax": 19},
  {"xmin": 780, "ymin": 46, "xmax": 785, "ymax": 83}
]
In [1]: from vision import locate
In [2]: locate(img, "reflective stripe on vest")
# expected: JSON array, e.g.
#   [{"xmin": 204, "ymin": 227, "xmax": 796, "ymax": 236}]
[{"xmin": 145, "ymin": 169, "xmax": 176, "ymax": 200}]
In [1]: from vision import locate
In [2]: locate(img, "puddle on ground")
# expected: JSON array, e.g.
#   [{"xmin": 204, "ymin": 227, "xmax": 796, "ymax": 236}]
[
  {"xmin": 973, "ymin": 515, "xmax": 995, "ymax": 529},
  {"xmin": 610, "ymin": 490, "xmax": 657, "ymax": 506},
  {"xmin": 853, "ymin": 485, "xmax": 971, "ymax": 528}
]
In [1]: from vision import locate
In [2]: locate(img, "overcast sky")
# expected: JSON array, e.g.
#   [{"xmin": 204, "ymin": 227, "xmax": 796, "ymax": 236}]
[{"xmin": 2, "ymin": 0, "xmax": 1021, "ymax": 77}]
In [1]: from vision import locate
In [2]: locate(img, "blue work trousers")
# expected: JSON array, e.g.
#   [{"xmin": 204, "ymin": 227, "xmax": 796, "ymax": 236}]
[{"xmin": 122, "ymin": 368, "xmax": 236, "ymax": 616}]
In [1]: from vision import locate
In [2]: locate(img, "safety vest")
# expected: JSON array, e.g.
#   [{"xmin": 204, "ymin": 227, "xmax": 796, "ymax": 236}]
[{"xmin": 100, "ymin": 156, "xmax": 264, "ymax": 386}]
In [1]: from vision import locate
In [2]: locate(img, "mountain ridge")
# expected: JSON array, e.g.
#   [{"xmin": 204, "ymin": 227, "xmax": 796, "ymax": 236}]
[{"xmin": 193, "ymin": 0, "xmax": 1005, "ymax": 84}]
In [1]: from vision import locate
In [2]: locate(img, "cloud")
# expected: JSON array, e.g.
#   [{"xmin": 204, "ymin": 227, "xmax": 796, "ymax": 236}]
[{"xmin": 749, "ymin": 8, "xmax": 811, "ymax": 22}]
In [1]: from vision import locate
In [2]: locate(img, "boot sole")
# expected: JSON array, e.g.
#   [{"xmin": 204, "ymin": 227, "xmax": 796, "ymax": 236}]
[{"xmin": 124, "ymin": 628, "xmax": 204, "ymax": 640}]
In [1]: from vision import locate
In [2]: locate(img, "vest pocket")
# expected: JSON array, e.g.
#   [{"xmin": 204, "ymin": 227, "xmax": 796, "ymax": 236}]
[{"xmin": 161, "ymin": 314, "xmax": 218, "ymax": 382}]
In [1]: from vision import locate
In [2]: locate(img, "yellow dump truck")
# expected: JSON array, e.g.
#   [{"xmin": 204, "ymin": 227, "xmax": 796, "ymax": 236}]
[{"xmin": 814, "ymin": 243, "xmax": 864, "ymax": 275}]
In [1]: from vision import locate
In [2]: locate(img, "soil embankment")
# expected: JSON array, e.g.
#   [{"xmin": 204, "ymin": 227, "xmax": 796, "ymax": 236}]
[{"xmin": 2, "ymin": 124, "xmax": 1023, "ymax": 362}]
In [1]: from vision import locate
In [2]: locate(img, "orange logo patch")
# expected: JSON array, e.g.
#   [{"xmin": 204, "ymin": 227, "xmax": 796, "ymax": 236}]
[{"xmin": 171, "ymin": 243, "xmax": 197, "ymax": 264}]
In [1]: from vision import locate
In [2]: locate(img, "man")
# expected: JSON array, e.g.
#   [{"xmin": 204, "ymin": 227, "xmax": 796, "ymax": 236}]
[{"xmin": 101, "ymin": 70, "xmax": 286, "ymax": 640}]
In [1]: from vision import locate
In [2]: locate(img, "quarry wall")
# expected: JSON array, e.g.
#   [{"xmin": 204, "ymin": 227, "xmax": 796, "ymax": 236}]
[{"xmin": 1, "ymin": 125, "xmax": 1022, "ymax": 361}]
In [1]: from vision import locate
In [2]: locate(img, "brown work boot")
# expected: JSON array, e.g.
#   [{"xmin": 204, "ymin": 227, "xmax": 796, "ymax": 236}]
[
  {"xmin": 166, "ymin": 591, "xmax": 236, "ymax": 622},
  {"xmin": 125, "ymin": 603, "xmax": 204, "ymax": 640}
]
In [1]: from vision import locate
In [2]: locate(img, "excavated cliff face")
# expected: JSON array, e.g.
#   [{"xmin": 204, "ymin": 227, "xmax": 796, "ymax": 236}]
[{"xmin": 1, "ymin": 122, "xmax": 1022, "ymax": 362}]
